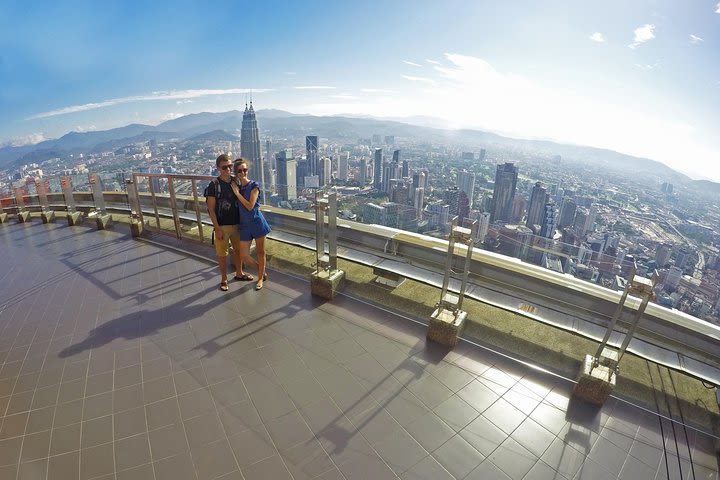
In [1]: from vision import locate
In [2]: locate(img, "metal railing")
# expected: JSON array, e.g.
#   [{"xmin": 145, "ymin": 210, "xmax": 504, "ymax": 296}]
[{"xmin": 2, "ymin": 172, "xmax": 719, "ymax": 386}]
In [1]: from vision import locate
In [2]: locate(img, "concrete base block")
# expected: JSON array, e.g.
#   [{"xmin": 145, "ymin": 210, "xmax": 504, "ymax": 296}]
[
  {"xmin": 0, "ymin": 212, "xmax": 7, "ymax": 223},
  {"xmin": 311, "ymin": 269, "xmax": 345, "ymax": 299},
  {"xmin": 573, "ymin": 354, "xmax": 616, "ymax": 406},
  {"xmin": 41, "ymin": 211, "xmax": 56, "ymax": 224},
  {"xmin": 18, "ymin": 211, "xmax": 31, "ymax": 223},
  {"xmin": 67, "ymin": 212, "xmax": 83, "ymax": 226},
  {"xmin": 130, "ymin": 220, "xmax": 143, "ymax": 237},
  {"xmin": 427, "ymin": 307, "xmax": 467, "ymax": 348},
  {"xmin": 95, "ymin": 214, "xmax": 113, "ymax": 230}
]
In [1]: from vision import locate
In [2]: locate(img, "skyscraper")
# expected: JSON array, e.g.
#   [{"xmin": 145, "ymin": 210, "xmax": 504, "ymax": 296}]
[
  {"xmin": 526, "ymin": 182, "xmax": 547, "ymax": 228},
  {"xmin": 306, "ymin": 136, "xmax": 319, "ymax": 177},
  {"xmin": 276, "ymin": 149, "xmax": 296, "ymax": 201},
  {"xmin": 457, "ymin": 170, "xmax": 476, "ymax": 209},
  {"xmin": 241, "ymin": 102, "xmax": 261, "ymax": 164},
  {"xmin": 241, "ymin": 102, "xmax": 262, "ymax": 202},
  {"xmin": 373, "ymin": 148, "xmax": 383, "ymax": 191},
  {"xmin": 338, "ymin": 152, "xmax": 349, "ymax": 181},
  {"xmin": 491, "ymin": 163, "xmax": 518, "ymax": 223}
]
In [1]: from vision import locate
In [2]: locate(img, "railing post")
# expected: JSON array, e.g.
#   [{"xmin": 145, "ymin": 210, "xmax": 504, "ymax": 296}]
[
  {"xmin": 167, "ymin": 176, "xmax": 182, "ymax": 239},
  {"xmin": 126, "ymin": 178, "xmax": 143, "ymax": 237},
  {"xmin": 310, "ymin": 190, "xmax": 345, "ymax": 299},
  {"xmin": 427, "ymin": 216, "xmax": 472, "ymax": 348},
  {"xmin": 89, "ymin": 173, "xmax": 112, "ymax": 230},
  {"xmin": 191, "ymin": 179, "xmax": 205, "ymax": 242},
  {"xmin": 35, "ymin": 179, "xmax": 55, "ymax": 223},
  {"xmin": 15, "ymin": 187, "xmax": 31, "ymax": 223},
  {"xmin": 574, "ymin": 263, "xmax": 659, "ymax": 406},
  {"xmin": 61, "ymin": 176, "xmax": 83, "ymax": 225}
]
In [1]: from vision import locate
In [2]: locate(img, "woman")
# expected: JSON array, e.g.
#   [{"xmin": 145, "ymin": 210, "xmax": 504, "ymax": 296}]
[{"xmin": 231, "ymin": 159, "xmax": 271, "ymax": 290}]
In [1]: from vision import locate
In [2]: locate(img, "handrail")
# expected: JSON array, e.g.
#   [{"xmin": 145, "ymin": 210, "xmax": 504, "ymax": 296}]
[{"xmin": 2, "ymin": 173, "xmax": 719, "ymax": 386}]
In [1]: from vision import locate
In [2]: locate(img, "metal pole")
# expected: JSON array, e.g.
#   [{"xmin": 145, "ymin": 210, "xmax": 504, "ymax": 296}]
[
  {"xmin": 167, "ymin": 176, "xmax": 181, "ymax": 239},
  {"xmin": 594, "ymin": 266, "xmax": 636, "ymax": 360},
  {"xmin": 191, "ymin": 179, "xmax": 205, "ymax": 242},
  {"xmin": 327, "ymin": 192, "xmax": 338, "ymax": 271}
]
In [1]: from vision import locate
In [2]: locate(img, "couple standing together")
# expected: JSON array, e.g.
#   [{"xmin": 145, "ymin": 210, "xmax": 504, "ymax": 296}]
[{"xmin": 206, "ymin": 154, "xmax": 271, "ymax": 292}]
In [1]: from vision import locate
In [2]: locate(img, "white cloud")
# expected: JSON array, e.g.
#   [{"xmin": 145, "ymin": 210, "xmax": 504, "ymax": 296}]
[
  {"xmin": 161, "ymin": 113, "xmax": 185, "ymax": 121},
  {"xmin": 716, "ymin": 2, "xmax": 720, "ymax": 13},
  {"xmin": 629, "ymin": 24, "xmax": 655, "ymax": 48},
  {"xmin": 403, "ymin": 60, "xmax": 422, "ymax": 67},
  {"xmin": 176, "ymin": 99, "xmax": 193, "ymax": 105},
  {"xmin": 330, "ymin": 94, "xmax": 358, "ymax": 100},
  {"xmin": 634, "ymin": 62, "xmax": 659, "ymax": 70},
  {"xmin": 0, "ymin": 132, "xmax": 48, "ymax": 147},
  {"xmin": 27, "ymin": 88, "xmax": 272, "ymax": 120},
  {"xmin": 285, "ymin": 71, "xmax": 297, "ymax": 75},
  {"xmin": 689, "ymin": 34, "xmax": 704, "ymax": 44},
  {"xmin": 361, "ymin": 88, "xmax": 394, "ymax": 93},
  {"xmin": 590, "ymin": 32, "xmax": 606, "ymax": 43},
  {"xmin": 426, "ymin": 59, "xmax": 441, "ymax": 65},
  {"xmin": 74, "ymin": 125, "xmax": 97, "ymax": 132},
  {"xmin": 294, "ymin": 85, "xmax": 336, "ymax": 90},
  {"xmin": 401, "ymin": 75, "xmax": 436, "ymax": 85}
]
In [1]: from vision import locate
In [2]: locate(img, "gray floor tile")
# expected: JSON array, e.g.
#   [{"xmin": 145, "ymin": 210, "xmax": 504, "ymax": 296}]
[
  {"xmin": 405, "ymin": 411, "xmax": 455, "ymax": 452},
  {"xmin": 375, "ymin": 427, "xmax": 428, "ymax": 474},
  {"xmin": 48, "ymin": 451, "xmax": 79, "ymax": 480},
  {"xmin": 153, "ymin": 451, "xmax": 196, "ymax": 480},
  {"xmin": 81, "ymin": 442, "xmax": 115, "ymax": 479},
  {"xmin": 241, "ymin": 454, "xmax": 293, "ymax": 480},
  {"xmin": 19, "ymin": 429, "xmax": 51, "ymax": 463},
  {"xmin": 280, "ymin": 438, "xmax": 336, "ymax": 479},
  {"xmin": 184, "ymin": 412, "xmax": 225, "ymax": 449},
  {"xmin": 149, "ymin": 422, "xmax": 188, "ymax": 461},
  {"xmin": 488, "ymin": 437, "xmax": 538, "ymax": 480},
  {"xmin": 115, "ymin": 432, "xmax": 151, "ymax": 472},
  {"xmin": 433, "ymin": 433, "xmax": 484, "ymax": 479},
  {"xmin": 114, "ymin": 405, "xmax": 147, "ymax": 440},
  {"xmin": 190, "ymin": 437, "xmax": 238, "ymax": 480}
]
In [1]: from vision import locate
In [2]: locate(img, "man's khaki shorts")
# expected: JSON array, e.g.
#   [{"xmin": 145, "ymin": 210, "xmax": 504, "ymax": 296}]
[{"xmin": 215, "ymin": 225, "xmax": 241, "ymax": 257}]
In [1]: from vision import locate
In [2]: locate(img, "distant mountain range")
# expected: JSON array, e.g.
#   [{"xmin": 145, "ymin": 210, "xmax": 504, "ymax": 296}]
[{"xmin": 2, "ymin": 109, "xmax": 719, "ymax": 196}]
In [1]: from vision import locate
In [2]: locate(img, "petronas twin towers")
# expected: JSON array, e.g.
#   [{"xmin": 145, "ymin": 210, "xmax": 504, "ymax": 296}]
[{"xmin": 240, "ymin": 101, "xmax": 261, "ymax": 165}]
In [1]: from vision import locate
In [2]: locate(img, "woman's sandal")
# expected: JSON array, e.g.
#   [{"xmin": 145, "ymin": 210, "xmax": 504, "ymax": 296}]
[
  {"xmin": 234, "ymin": 273, "xmax": 254, "ymax": 281},
  {"xmin": 255, "ymin": 280, "xmax": 264, "ymax": 291},
  {"xmin": 219, "ymin": 280, "xmax": 229, "ymax": 291}
]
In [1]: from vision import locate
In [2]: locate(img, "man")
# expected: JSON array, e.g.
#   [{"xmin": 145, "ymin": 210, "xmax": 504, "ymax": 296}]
[{"xmin": 205, "ymin": 154, "xmax": 249, "ymax": 291}]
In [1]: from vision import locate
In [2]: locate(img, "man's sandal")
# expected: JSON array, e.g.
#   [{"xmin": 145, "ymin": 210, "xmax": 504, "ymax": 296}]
[{"xmin": 219, "ymin": 281, "xmax": 229, "ymax": 291}]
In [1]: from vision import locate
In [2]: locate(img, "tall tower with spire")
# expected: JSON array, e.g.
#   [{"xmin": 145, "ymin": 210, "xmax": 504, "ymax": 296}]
[{"xmin": 241, "ymin": 98, "xmax": 263, "ymax": 198}]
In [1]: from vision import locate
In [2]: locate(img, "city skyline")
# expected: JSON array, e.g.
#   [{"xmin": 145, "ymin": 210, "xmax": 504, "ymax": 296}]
[{"xmin": 1, "ymin": 0, "xmax": 719, "ymax": 181}]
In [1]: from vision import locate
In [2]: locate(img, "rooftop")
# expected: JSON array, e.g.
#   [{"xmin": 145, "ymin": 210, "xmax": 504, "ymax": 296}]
[{"xmin": 0, "ymin": 220, "xmax": 718, "ymax": 479}]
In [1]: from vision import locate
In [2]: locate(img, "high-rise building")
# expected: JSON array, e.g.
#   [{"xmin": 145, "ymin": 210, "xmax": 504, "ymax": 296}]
[
  {"xmin": 263, "ymin": 139, "xmax": 274, "ymax": 197},
  {"xmin": 526, "ymin": 182, "xmax": 547, "ymax": 228},
  {"xmin": 241, "ymin": 102, "xmax": 262, "ymax": 202},
  {"xmin": 276, "ymin": 149, "xmax": 296, "ymax": 201},
  {"xmin": 539, "ymin": 203, "xmax": 557, "ymax": 238},
  {"xmin": 413, "ymin": 187, "xmax": 424, "ymax": 218},
  {"xmin": 392, "ymin": 149, "xmax": 400, "ymax": 164},
  {"xmin": 655, "ymin": 243, "xmax": 672, "ymax": 267},
  {"xmin": 675, "ymin": 248, "xmax": 691, "ymax": 269},
  {"xmin": 338, "ymin": 152, "xmax": 349, "ymax": 181},
  {"xmin": 457, "ymin": 170, "xmax": 476, "ymax": 209},
  {"xmin": 479, "ymin": 149, "xmax": 487, "ymax": 162},
  {"xmin": 491, "ymin": 163, "xmax": 518, "ymax": 223},
  {"xmin": 241, "ymin": 102, "xmax": 261, "ymax": 164},
  {"xmin": 321, "ymin": 157, "xmax": 331, "ymax": 186},
  {"xmin": 358, "ymin": 157, "xmax": 368, "ymax": 184},
  {"xmin": 558, "ymin": 197, "xmax": 577, "ymax": 228},
  {"xmin": 384, "ymin": 136, "xmax": 395, "ymax": 145},
  {"xmin": 401, "ymin": 159, "xmax": 409, "ymax": 179},
  {"xmin": 306, "ymin": 136, "xmax": 319, "ymax": 177},
  {"xmin": 373, "ymin": 148, "xmax": 383, "ymax": 191}
]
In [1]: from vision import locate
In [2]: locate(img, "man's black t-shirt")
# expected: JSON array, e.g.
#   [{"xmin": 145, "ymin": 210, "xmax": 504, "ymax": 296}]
[{"xmin": 205, "ymin": 178, "xmax": 240, "ymax": 225}]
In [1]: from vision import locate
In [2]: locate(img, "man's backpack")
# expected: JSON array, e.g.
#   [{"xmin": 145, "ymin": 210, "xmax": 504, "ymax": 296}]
[{"xmin": 203, "ymin": 178, "xmax": 222, "ymax": 200}]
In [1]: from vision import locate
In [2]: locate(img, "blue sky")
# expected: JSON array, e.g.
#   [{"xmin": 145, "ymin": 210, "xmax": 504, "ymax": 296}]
[{"xmin": 1, "ymin": 0, "xmax": 719, "ymax": 181}]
